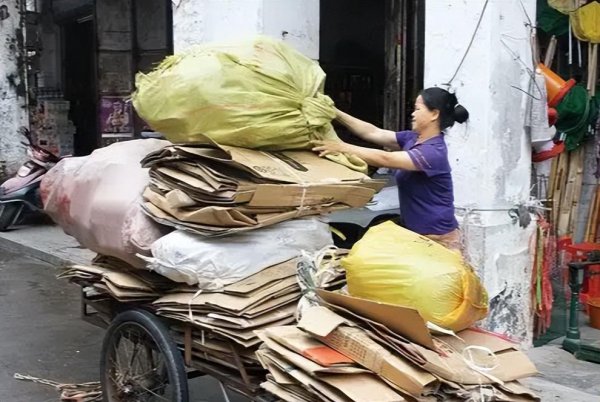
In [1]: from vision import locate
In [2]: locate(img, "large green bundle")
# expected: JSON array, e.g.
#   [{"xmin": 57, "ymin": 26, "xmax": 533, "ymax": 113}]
[{"xmin": 132, "ymin": 36, "xmax": 366, "ymax": 172}]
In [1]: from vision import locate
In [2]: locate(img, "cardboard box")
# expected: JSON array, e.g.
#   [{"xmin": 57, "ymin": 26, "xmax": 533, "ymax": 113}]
[{"xmin": 298, "ymin": 306, "xmax": 436, "ymax": 397}]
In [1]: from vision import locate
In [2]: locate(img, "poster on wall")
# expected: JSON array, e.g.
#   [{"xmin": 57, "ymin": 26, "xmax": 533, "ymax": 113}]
[{"xmin": 100, "ymin": 96, "xmax": 134, "ymax": 138}]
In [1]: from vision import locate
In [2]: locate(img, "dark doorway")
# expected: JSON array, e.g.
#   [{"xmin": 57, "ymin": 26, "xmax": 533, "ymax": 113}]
[
  {"xmin": 320, "ymin": 0, "xmax": 386, "ymax": 147},
  {"xmin": 63, "ymin": 18, "xmax": 97, "ymax": 156},
  {"xmin": 320, "ymin": 0, "xmax": 424, "ymax": 139}
]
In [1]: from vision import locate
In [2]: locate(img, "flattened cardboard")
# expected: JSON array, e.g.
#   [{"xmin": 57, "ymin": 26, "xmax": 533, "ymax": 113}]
[
  {"xmin": 248, "ymin": 184, "xmax": 375, "ymax": 208},
  {"xmin": 298, "ymin": 306, "xmax": 437, "ymax": 397},
  {"xmin": 317, "ymin": 290, "xmax": 434, "ymax": 349},
  {"xmin": 142, "ymin": 139, "xmax": 383, "ymax": 236},
  {"xmin": 256, "ymin": 329, "xmax": 368, "ymax": 375},
  {"xmin": 319, "ymin": 374, "xmax": 406, "ymax": 402},
  {"xmin": 264, "ymin": 326, "xmax": 354, "ymax": 366},
  {"xmin": 142, "ymin": 198, "xmax": 336, "ymax": 236},
  {"xmin": 261, "ymin": 380, "xmax": 315, "ymax": 402},
  {"xmin": 154, "ymin": 276, "xmax": 298, "ymax": 312},
  {"xmin": 259, "ymin": 340, "xmax": 404, "ymax": 402},
  {"xmin": 300, "ymin": 305, "xmax": 538, "ymax": 388},
  {"xmin": 258, "ymin": 349, "xmax": 353, "ymax": 402},
  {"xmin": 224, "ymin": 258, "xmax": 298, "ymax": 295},
  {"xmin": 257, "ymin": 350, "xmax": 297, "ymax": 385},
  {"xmin": 176, "ymin": 141, "xmax": 369, "ymax": 184},
  {"xmin": 206, "ymin": 303, "xmax": 296, "ymax": 329},
  {"xmin": 297, "ymin": 306, "xmax": 351, "ymax": 337}
]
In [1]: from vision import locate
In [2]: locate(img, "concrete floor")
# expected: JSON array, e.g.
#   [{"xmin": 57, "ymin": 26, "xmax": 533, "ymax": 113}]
[{"xmin": 0, "ymin": 247, "xmax": 245, "ymax": 402}]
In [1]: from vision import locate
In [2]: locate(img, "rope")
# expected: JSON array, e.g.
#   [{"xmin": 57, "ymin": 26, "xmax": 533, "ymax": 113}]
[
  {"xmin": 14, "ymin": 373, "xmax": 102, "ymax": 402},
  {"xmin": 187, "ymin": 288, "xmax": 204, "ymax": 322}
]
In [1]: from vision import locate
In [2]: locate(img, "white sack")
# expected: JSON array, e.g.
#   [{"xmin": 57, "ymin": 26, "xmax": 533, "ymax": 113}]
[{"xmin": 143, "ymin": 218, "xmax": 333, "ymax": 288}]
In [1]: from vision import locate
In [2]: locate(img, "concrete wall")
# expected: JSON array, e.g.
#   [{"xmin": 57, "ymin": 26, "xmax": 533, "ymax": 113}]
[
  {"xmin": 172, "ymin": 0, "xmax": 319, "ymax": 59},
  {"xmin": 0, "ymin": 1, "xmax": 29, "ymax": 180},
  {"xmin": 425, "ymin": 0, "xmax": 537, "ymax": 344}
]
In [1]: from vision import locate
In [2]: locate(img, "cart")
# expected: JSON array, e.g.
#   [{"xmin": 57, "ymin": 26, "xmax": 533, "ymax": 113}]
[{"xmin": 80, "ymin": 289, "xmax": 279, "ymax": 402}]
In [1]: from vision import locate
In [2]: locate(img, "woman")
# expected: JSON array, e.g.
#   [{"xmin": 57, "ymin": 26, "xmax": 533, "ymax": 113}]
[{"xmin": 313, "ymin": 87, "xmax": 469, "ymax": 252}]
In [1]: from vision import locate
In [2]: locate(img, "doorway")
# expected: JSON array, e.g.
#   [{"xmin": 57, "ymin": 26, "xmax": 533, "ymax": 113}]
[
  {"xmin": 320, "ymin": 0, "xmax": 385, "ymax": 147},
  {"xmin": 319, "ymin": 0, "xmax": 424, "ymax": 140},
  {"xmin": 62, "ymin": 18, "xmax": 97, "ymax": 155}
]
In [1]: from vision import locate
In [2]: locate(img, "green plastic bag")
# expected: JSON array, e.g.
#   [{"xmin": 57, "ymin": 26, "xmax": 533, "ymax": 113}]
[{"xmin": 132, "ymin": 36, "xmax": 367, "ymax": 172}]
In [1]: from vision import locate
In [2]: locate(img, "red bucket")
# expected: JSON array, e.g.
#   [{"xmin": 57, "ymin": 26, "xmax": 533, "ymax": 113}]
[{"xmin": 589, "ymin": 299, "xmax": 600, "ymax": 330}]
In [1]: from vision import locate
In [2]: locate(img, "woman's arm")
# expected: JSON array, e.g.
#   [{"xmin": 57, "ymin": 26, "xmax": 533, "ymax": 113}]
[
  {"xmin": 312, "ymin": 140, "xmax": 417, "ymax": 171},
  {"xmin": 335, "ymin": 109, "xmax": 400, "ymax": 150}
]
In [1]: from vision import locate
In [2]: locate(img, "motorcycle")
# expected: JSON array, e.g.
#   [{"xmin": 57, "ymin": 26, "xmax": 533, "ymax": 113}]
[{"xmin": 0, "ymin": 128, "xmax": 61, "ymax": 231}]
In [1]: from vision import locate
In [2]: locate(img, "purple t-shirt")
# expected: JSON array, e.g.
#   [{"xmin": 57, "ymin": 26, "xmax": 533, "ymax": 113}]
[{"xmin": 394, "ymin": 130, "xmax": 458, "ymax": 235}]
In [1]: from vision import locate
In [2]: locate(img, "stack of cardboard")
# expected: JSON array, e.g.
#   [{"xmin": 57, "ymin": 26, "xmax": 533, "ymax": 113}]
[
  {"xmin": 58, "ymin": 264, "xmax": 165, "ymax": 302},
  {"xmin": 256, "ymin": 326, "xmax": 407, "ymax": 402},
  {"xmin": 152, "ymin": 256, "xmax": 346, "ymax": 398},
  {"xmin": 154, "ymin": 259, "xmax": 302, "ymax": 349},
  {"xmin": 153, "ymin": 257, "xmax": 346, "ymax": 351},
  {"xmin": 140, "ymin": 138, "xmax": 384, "ymax": 236},
  {"xmin": 256, "ymin": 289, "xmax": 541, "ymax": 402}
]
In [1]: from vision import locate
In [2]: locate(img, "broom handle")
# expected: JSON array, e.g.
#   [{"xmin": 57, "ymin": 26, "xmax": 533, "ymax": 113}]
[
  {"xmin": 592, "ymin": 44, "xmax": 598, "ymax": 97},
  {"xmin": 544, "ymin": 36, "xmax": 558, "ymax": 67}
]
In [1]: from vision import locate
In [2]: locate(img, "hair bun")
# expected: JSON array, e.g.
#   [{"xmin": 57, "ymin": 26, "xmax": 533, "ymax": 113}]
[{"xmin": 453, "ymin": 104, "xmax": 469, "ymax": 124}]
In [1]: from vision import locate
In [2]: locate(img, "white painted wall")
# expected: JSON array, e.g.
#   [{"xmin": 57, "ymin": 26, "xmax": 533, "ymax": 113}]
[
  {"xmin": 0, "ymin": 2, "xmax": 29, "ymax": 179},
  {"xmin": 262, "ymin": 0, "xmax": 319, "ymax": 59},
  {"xmin": 172, "ymin": 0, "xmax": 319, "ymax": 59},
  {"xmin": 426, "ymin": 0, "xmax": 537, "ymax": 344}
]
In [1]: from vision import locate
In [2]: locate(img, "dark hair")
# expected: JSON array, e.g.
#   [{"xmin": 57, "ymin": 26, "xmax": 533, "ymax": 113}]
[{"xmin": 420, "ymin": 87, "xmax": 469, "ymax": 130}]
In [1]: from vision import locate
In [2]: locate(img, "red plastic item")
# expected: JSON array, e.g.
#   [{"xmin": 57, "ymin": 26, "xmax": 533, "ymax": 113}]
[
  {"xmin": 566, "ymin": 242, "xmax": 600, "ymax": 310},
  {"xmin": 532, "ymin": 141, "xmax": 565, "ymax": 163},
  {"xmin": 548, "ymin": 107, "xmax": 559, "ymax": 126},
  {"xmin": 589, "ymin": 299, "xmax": 600, "ymax": 330}
]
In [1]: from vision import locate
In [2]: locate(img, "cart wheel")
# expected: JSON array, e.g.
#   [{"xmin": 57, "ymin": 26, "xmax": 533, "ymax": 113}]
[{"xmin": 100, "ymin": 309, "xmax": 189, "ymax": 402}]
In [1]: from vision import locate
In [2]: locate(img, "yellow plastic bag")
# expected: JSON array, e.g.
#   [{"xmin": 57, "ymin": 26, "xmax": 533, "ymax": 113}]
[
  {"xmin": 342, "ymin": 222, "xmax": 488, "ymax": 332},
  {"xmin": 132, "ymin": 36, "xmax": 366, "ymax": 172},
  {"xmin": 548, "ymin": 0, "xmax": 577, "ymax": 14},
  {"xmin": 571, "ymin": 1, "xmax": 600, "ymax": 43}
]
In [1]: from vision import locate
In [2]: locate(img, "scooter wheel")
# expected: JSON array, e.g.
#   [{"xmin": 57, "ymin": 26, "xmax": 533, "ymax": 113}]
[{"xmin": 0, "ymin": 204, "xmax": 20, "ymax": 231}]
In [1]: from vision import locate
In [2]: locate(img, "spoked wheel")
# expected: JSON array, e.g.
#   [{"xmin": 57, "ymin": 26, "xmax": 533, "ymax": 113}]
[{"xmin": 100, "ymin": 309, "xmax": 189, "ymax": 402}]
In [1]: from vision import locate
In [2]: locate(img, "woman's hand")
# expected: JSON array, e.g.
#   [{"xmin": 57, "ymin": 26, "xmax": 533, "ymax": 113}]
[
  {"xmin": 313, "ymin": 140, "xmax": 418, "ymax": 171},
  {"xmin": 312, "ymin": 140, "xmax": 350, "ymax": 157}
]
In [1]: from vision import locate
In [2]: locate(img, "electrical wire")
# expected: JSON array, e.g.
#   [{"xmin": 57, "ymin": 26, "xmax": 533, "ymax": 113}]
[{"xmin": 444, "ymin": 0, "xmax": 491, "ymax": 86}]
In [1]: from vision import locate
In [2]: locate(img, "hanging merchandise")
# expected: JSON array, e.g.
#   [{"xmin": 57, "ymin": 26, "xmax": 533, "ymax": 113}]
[
  {"xmin": 571, "ymin": 1, "xmax": 600, "ymax": 43},
  {"xmin": 571, "ymin": 1, "xmax": 600, "ymax": 97},
  {"xmin": 533, "ymin": 140, "xmax": 566, "ymax": 162},
  {"xmin": 531, "ymin": 216, "xmax": 555, "ymax": 337},
  {"xmin": 537, "ymin": 63, "xmax": 576, "ymax": 107},
  {"xmin": 548, "ymin": 0, "xmax": 581, "ymax": 64},
  {"xmin": 555, "ymin": 84, "xmax": 592, "ymax": 150},
  {"xmin": 548, "ymin": 0, "xmax": 579, "ymax": 14},
  {"xmin": 132, "ymin": 36, "xmax": 367, "ymax": 173},
  {"xmin": 537, "ymin": 0, "xmax": 570, "ymax": 36}
]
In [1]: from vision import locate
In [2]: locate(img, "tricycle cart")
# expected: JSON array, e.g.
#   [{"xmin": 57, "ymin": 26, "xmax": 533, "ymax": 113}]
[{"xmin": 80, "ymin": 289, "xmax": 278, "ymax": 402}]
